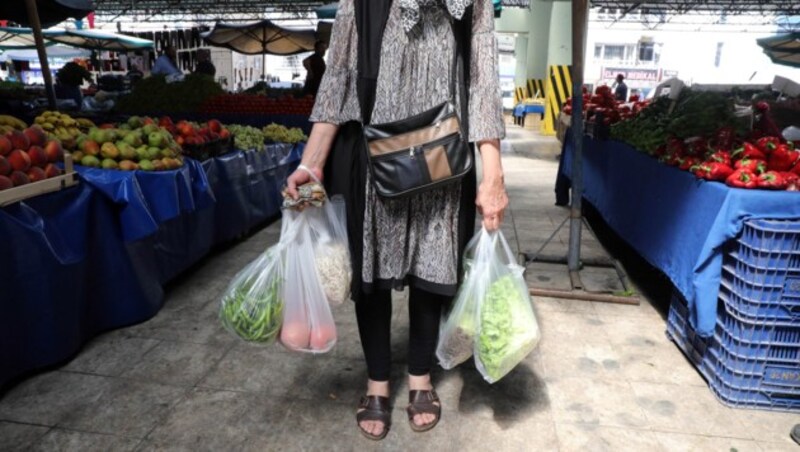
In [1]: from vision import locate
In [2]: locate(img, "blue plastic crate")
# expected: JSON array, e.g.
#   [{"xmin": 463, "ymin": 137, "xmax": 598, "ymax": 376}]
[
  {"xmin": 719, "ymin": 273, "xmax": 800, "ymax": 324},
  {"xmin": 666, "ymin": 292, "xmax": 800, "ymax": 412},
  {"xmin": 736, "ymin": 219, "xmax": 800, "ymax": 264}
]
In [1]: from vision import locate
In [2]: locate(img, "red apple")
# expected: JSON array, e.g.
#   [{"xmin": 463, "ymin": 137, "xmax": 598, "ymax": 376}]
[
  {"xmin": 0, "ymin": 136, "xmax": 12, "ymax": 156},
  {"xmin": 23, "ymin": 126, "xmax": 47, "ymax": 147},
  {"xmin": 6, "ymin": 130, "xmax": 29, "ymax": 151},
  {"xmin": 27, "ymin": 166, "xmax": 46, "ymax": 183},
  {"xmin": 44, "ymin": 140, "xmax": 64, "ymax": 163},
  {"xmin": 219, "ymin": 129, "xmax": 231, "ymax": 140},
  {"xmin": 143, "ymin": 117, "xmax": 155, "ymax": 126},
  {"xmin": 99, "ymin": 123, "xmax": 115, "ymax": 129},
  {"xmin": 0, "ymin": 175, "xmax": 12, "ymax": 190},
  {"xmin": 159, "ymin": 116, "xmax": 173, "ymax": 127},
  {"xmin": 27, "ymin": 146, "xmax": 48, "ymax": 167},
  {"xmin": 0, "ymin": 155, "xmax": 10, "ymax": 176},
  {"xmin": 10, "ymin": 171, "xmax": 30, "ymax": 187},
  {"xmin": 44, "ymin": 163, "xmax": 62, "ymax": 179},
  {"xmin": 8, "ymin": 149, "xmax": 31, "ymax": 172}
]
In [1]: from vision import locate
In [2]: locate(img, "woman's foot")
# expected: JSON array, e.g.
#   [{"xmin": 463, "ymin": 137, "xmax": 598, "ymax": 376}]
[
  {"xmin": 357, "ymin": 379, "xmax": 390, "ymax": 439},
  {"xmin": 407, "ymin": 374, "xmax": 440, "ymax": 430}
]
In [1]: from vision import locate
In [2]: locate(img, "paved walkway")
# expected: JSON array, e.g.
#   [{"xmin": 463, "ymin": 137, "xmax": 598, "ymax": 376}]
[{"xmin": 1, "ymin": 126, "xmax": 797, "ymax": 451}]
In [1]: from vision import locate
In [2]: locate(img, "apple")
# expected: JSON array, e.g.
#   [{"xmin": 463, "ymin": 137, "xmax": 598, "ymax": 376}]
[
  {"xmin": 142, "ymin": 124, "xmax": 159, "ymax": 136},
  {"xmin": 81, "ymin": 139, "xmax": 101, "ymax": 156},
  {"xmin": 80, "ymin": 155, "xmax": 101, "ymax": 168},
  {"xmin": 7, "ymin": 130, "xmax": 29, "ymax": 151},
  {"xmin": 10, "ymin": 171, "xmax": 30, "ymax": 186},
  {"xmin": 100, "ymin": 142, "xmax": 120, "ymax": 160},
  {"xmin": 27, "ymin": 146, "xmax": 48, "ymax": 167},
  {"xmin": 207, "ymin": 119, "xmax": 222, "ymax": 134},
  {"xmin": 143, "ymin": 117, "xmax": 155, "ymax": 126},
  {"xmin": 127, "ymin": 116, "xmax": 143, "ymax": 129},
  {"xmin": 0, "ymin": 156, "xmax": 10, "ymax": 176},
  {"xmin": 27, "ymin": 166, "xmax": 46, "ymax": 183},
  {"xmin": 219, "ymin": 129, "xmax": 231, "ymax": 140},
  {"xmin": 0, "ymin": 175, "xmax": 12, "ymax": 190},
  {"xmin": 118, "ymin": 160, "xmax": 138, "ymax": 171},
  {"xmin": 101, "ymin": 158, "xmax": 119, "ymax": 170},
  {"xmin": 158, "ymin": 116, "xmax": 173, "ymax": 127},
  {"xmin": 148, "ymin": 132, "xmax": 164, "ymax": 148},
  {"xmin": 23, "ymin": 126, "xmax": 47, "ymax": 147},
  {"xmin": 44, "ymin": 140, "xmax": 64, "ymax": 163},
  {"xmin": 0, "ymin": 136, "xmax": 12, "ymax": 156},
  {"xmin": 123, "ymin": 132, "xmax": 143, "ymax": 147},
  {"xmin": 43, "ymin": 163, "xmax": 61, "ymax": 179},
  {"xmin": 8, "ymin": 149, "xmax": 31, "ymax": 172}
]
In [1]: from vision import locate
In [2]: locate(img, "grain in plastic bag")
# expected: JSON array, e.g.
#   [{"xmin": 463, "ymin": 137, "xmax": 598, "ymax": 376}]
[
  {"xmin": 312, "ymin": 195, "xmax": 351, "ymax": 306},
  {"xmin": 279, "ymin": 206, "xmax": 338, "ymax": 353},
  {"xmin": 219, "ymin": 245, "xmax": 285, "ymax": 345}
]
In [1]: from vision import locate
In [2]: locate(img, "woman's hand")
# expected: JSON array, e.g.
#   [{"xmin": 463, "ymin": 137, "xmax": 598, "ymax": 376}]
[
  {"xmin": 475, "ymin": 139, "xmax": 507, "ymax": 231},
  {"xmin": 285, "ymin": 165, "xmax": 324, "ymax": 199}
]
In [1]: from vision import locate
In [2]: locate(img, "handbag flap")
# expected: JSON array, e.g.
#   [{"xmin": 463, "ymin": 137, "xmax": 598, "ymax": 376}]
[
  {"xmin": 364, "ymin": 102, "xmax": 457, "ymax": 138},
  {"xmin": 367, "ymin": 116, "xmax": 461, "ymax": 156}
]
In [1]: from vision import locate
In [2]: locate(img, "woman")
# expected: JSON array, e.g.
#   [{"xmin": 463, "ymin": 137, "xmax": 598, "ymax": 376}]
[{"xmin": 286, "ymin": 0, "xmax": 506, "ymax": 440}]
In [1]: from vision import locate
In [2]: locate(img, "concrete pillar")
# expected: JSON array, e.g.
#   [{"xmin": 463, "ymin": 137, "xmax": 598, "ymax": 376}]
[
  {"xmin": 514, "ymin": 36, "xmax": 528, "ymax": 86},
  {"xmin": 526, "ymin": 1, "xmax": 553, "ymax": 79},
  {"xmin": 546, "ymin": 1, "xmax": 572, "ymax": 68}
]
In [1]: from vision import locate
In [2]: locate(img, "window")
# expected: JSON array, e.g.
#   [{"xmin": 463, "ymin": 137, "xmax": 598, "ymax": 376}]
[
  {"xmin": 594, "ymin": 45, "xmax": 602, "ymax": 59},
  {"xmin": 639, "ymin": 43, "xmax": 655, "ymax": 61},
  {"xmin": 603, "ymin": 45, "xmax": 625, "ymax": 60},
  {"xmin": 714, "ymin": 42, "xmax": 724, "ymax": 68}
]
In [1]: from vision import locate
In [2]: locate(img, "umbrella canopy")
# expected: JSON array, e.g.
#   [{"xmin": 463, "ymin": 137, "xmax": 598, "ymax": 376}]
[
  {"xmin": 202, "ymin": 20, "xmax": 315, "ymax": 56},
  {"xmin": 757, "ymin": 32, "xmax": 800, "ymax": 69},
  {"xmin": 2, "ymin": 44, "xmax": 89, "ymax": 61},
  {"xmin": 0, "ymin": 0, "xmax": 94, "ymax": 28},
  {"xmin": 0, "ymin": 26, "xmax": 53, "ymax": 49},
  {"xmin": 43, "ymin": 28, "xmax": 153, "ymax": 51}
]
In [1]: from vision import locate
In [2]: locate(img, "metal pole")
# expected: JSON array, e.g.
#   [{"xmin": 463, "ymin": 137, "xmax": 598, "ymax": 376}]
[
  {"xmin": 25, "ymin": 0, "xmax": 56, "ymax": 110},
  {"xmin": 567, "ymin": 0, "xmax": 589, "ymax": 273}
]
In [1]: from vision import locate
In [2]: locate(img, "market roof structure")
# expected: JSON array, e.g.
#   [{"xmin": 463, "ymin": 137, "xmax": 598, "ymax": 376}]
[{"xmin": 588, "ymin": 1, "xmax": 800, "ymax": 16}]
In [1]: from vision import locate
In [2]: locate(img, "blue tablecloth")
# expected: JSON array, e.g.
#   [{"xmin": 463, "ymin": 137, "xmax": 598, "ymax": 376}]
[
  {"xmin": 557, "ymin": 135, "xmax": 800, "ymax": 336},
  {"xmin": 0, "ymin": 143, "xmax": 301, "ymax": 389},
  {"xmin": 513, "ymin": 103, "xmax": 545, "ymax": 118}
]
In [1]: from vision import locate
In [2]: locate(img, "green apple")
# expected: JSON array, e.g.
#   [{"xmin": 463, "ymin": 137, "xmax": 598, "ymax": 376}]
[
  {"xmin": 101, "ymin": 158, "xmax": 119, "ymax": 169},
  {"xmin": 128, "ymin": 116, "xmax": 143, "ymax": 129},
  {"xmin": 142, "ymin": 124, "xmax": 158, "ymax": 136},
  {"xmin": 81, "ymin": 155, "xmax": 101, "ymax": 168},
  {"xmin": 147, "ymin": 147, "xmax": 162, "ymax": 159},
  {"xmin": 138, "ymin": 159, "xmax": 154, "ymax": 171},
  {"xmin": 148, "ymin": 132, "xmax": 164, "ymax": 148},
  {"xmin": 123, "ymin": 132, "xmax": 142, "ymax": 147},
  {"xmin": 136, "ymin": 146, "xmax": 149, "ymax": 161}
]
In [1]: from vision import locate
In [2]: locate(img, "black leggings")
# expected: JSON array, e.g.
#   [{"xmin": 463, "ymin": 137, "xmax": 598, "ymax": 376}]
[{"xmin": 355, "ymin": 286, "xmax": 448, "ymax": 381}]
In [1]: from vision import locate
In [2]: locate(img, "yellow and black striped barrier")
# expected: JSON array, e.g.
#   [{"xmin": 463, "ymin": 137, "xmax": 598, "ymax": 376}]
[
  {"xmin": 527, "ymin": 78, "xmax": 545, "ymax": 99},
  {"xmin": 542, "ymin": 65, "xmax": 572, "ymax": 136},
  {"xmin": 514, "ymin": 86, "xmax": 527, "ymax": 105}
]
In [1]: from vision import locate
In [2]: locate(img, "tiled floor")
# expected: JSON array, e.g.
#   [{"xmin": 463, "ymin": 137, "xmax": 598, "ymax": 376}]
[{"xmin": 1, "ymin": 126, "xmax": 797, "ymax": 451}]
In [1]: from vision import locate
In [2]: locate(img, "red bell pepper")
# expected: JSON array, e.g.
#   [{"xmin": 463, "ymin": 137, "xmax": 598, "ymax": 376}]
[
  {"xmin": 695, "ymin": 162, "xmax": 734, "ymax": 181},
  {"xmin": 767, "ymin": 144, "xmax": 800, "ymax": 172},
  {"xmin": 732, "ymin": 142, "xmax": 766, "ymax": 161},
  {"xmin": 726, "ymin": 169, "xmax": 758, "ymax": 189},
  {"xmin": 735, "ymin": 158, "xmax": 767, "ymax": 175},
  {"xmin": 781, "ymin": 172, "xmax": 799, "ymax": 191},
  {"xmin": 756, "ymin": 136, "xmax": 781, "ymax": 154},
  {"xmin": 680, "ymin": 157, "xmax": 701, "ymax": 172},
  {"xmin": 755, "ymin": 101, "xmax": 771, "ymax": 112},
  {"xmin": 708, "ymin": 150, "xmax": 732, "ymax": 167},
  {"xmin": 757, "ymin": 171, "xmax": 788, "ymax": 190},
  {"xmin": 667, "ymin": 137, "xmax": 686, "ymax": 157}
]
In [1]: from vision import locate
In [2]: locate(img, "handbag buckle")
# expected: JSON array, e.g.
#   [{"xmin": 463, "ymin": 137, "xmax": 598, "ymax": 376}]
[{"xmin": 410, "ymin": 146, "xmax": 418, "ymax": 159}]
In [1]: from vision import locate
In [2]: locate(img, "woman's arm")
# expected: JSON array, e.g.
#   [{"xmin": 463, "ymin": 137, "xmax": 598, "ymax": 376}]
[
  {"xmin": 285, "ymin": 122, "xmax": 338, "ymax": 197},
  {"xmin": 469, "ymin": 0, "xmax": 508, "ymax": 231}
]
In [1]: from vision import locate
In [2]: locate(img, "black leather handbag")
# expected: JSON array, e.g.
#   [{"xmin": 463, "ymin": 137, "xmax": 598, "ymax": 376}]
[{"xmin": 362, "ymin": 20, "xmax": 471, "ymax": 199}]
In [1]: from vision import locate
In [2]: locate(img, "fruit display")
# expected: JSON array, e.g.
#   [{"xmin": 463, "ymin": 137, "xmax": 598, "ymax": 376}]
[
  {"xmin": 116, "ymin": 73, "xmax": 224, "ymax": 114},
  {"xmin": 562, "ymin": 85, "xmax": 650, "ymax": 126},
  {"xmin": 0, "ymin": 114, "xmax": 27, "ymax": 135},
  {"xmin": 33, "ymin": 111, "xmax": 96, "ymax": 151},
  {"xmin": 0, "ymin": 126, "xmax": 65, "ymax": 191},
  {"xmin": 227, "ymin": 124, "xmax": 265, "ymax": 152},
  {"xmin": 198, "ymin": 94, "xmax": 314, "ymax": 116},
  {"xmin": 153, "ymin": 116, "xmax": 233, "ymax": 160},
  {"xmin": 71, "ymin": 118, "xmax": 183, "ymax": 172},
  {"xmin": 263, "ymin": 123, "xmax": 307, "ymax": 144}
]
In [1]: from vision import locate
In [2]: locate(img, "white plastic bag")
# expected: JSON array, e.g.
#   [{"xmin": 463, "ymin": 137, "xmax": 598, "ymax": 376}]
[
  {"xmin": 279, "ymin": 206, "xmax": 338, "ymax": 353},
  {"xmin": 219, "ymin": 245, "xmax": 285, "ymax": 345},
  {"xmin": 312, "ymin": 195, "xmax": 352, "ymax": 306},
  {"xmin": 436, "ymin": 228, "xmax": 540, "ymax": 383}
]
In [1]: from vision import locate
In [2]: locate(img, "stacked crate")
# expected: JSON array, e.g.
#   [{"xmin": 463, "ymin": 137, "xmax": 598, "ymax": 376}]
[{"xmin": 667, "ymin": 219, "xmax": 800, "ymax": 412}]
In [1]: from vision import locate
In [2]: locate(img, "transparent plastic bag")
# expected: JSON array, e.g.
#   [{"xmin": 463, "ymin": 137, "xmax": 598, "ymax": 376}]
[
  {"xmin": 436, "ymin": 228, "xmax": 540, "ymax": 383},
  {"xmin": 312, "ymin": 195, "xmax": 352, "ymax": 306},
  {"xmin": 219, "ymin": 245, "xmax": 285, "ymax": 345},
  {"xmin": 279, "ymin": 207, "xmax": 338, "ymax": 353}
]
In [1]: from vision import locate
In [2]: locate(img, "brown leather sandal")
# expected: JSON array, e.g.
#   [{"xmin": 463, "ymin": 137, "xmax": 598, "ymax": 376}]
[
  {"xmin": 356, "ymin": 395, "xmax": 391, "ymax": 441},
  {"xmin": 406, "ymin": 389, "xmax": 441, "ymax": 433}
]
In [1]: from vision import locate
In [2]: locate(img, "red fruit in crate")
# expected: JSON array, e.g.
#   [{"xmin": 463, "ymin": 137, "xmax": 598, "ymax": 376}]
[
  {"xmin": 44, "ymin": 140, "xmax": 64, "ymax": 163},
  {"xmin": 207, "ymin": 119, "xmax": 222, "ymax": 133},
  {"xmin": 23, "ymin": 126, "xmax": 47, "ymax": 147},
  {"xmin": 0, "ymin": 156, "xmax": 10, "ymax": 176},
  {"xmin": 44, "ymin": 163, "xmax": 61, "ymax": 179},
  {"xmin": 176, "ymin": 136, "xmax": 185, "ymax": 146},
  {"xmin": 27, "ymin": 166, "xmax": 46, "ymax": 183},
  {"xmin": 8, "ymin": 149, "xmax": 31, "ymax": 172},
  {"xmin": 99, "ymin": 123, "xmax": 115, "ymax": 129},
  {"xmin": 10, "ymin": 171, "xmax": 30, "ymax": 186},
  {"xmin": 0, "ymin": 136, "xmax": 12, "ymax": 156},
  {"xmin": 0, "ymin": 175, "xmax": 12, "ymax": 190},
  {"xmin": 27, "ymin": 146, "xmax": 48, "ymax": 167},
  {"xmin": 158, "ymin": 116, "xmax": 173, "ymax": 127},
  {"xmin": 143, "ymin": 117, "xmax": 155, "ymax": 125},
  {"xmin": 6, "ymin": 130, "xmax": 29, "ymax": 151}
]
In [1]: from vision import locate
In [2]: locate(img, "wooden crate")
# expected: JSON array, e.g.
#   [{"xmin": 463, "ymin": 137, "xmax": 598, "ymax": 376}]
[{"xmin": 0, "ymin": 153, "xmax": 79, "ymax": 207}]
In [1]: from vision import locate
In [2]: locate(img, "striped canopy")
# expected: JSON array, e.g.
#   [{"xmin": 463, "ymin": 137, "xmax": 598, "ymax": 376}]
[{"xmin": 757, "ymin": 32, "xmax": 800, "ymax": 69}]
